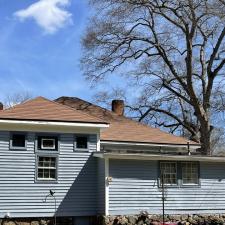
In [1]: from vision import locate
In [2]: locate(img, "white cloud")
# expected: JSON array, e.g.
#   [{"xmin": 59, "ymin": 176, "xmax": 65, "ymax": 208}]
[{"xmin": 14, "ymin": 0, "xmax": 72, "ymax": 34}]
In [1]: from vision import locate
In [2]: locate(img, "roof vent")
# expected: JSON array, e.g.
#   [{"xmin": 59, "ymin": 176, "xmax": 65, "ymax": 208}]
[
  {"xmin": 112, "ymin": 100, "xmax": 124, "ymax": 116},
  {"xmin": 0, "ymin": 102, "xmax": 3, "ymax": 110}
]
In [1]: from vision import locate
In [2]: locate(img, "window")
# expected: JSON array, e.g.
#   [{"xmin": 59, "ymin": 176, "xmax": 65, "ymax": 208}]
[
  {"xmin": 160, "ymin": 162, "xmax": 177, "ymax": 186},
  {"xmin": 182, "ymin": 162, "xmax": 199, "ymax": 185},
  {"xmin": 75, "ymin": 135, "xmax": 88, "ymax": 150},
  {"xmin": 37, "ymin": 156, "xmax": 57, "ymax": 180},
  {"xmin": 41, "ymin": 138, "xmax": 55, "ymax": 150},
  {"xmin": 38, "ymin": 136, "xmax": 58, "ymax": 151},
  {"xmin": 159, "ymin": 161, "xmax": 200, "ymax": 187},
  {"xmin": 10, "ymin": 133, "xmax": 26, "ymax": 149}
]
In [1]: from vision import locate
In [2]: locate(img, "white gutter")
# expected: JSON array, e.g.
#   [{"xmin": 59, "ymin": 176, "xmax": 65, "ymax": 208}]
[
  {"xmin": 101, "ymin": 140, "xmax": 200, "ymax": 149},
  {"xmin": 0, "ymin": 119, "xmax": 109, "ymax": 128},
  {"xmin": 93, "ymin": 152, "xmax": 225, "ymax": 162}
]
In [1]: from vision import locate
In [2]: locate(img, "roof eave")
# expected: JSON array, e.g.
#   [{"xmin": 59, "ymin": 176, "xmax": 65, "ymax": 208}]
[
  {"xmin": 100, "ymin": 140, "xmax": 200, "ymax": 149},
  {"xmin": 93, "ymin": 152, "xmax": 225, "ymax": 162},
  {"xmin": 0, "ymin": 119, "xmax": 109, "ymax": 128}
]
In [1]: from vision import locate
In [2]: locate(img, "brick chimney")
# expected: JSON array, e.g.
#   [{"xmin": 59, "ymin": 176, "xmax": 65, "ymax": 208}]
[
  {"xmin": 112, "ymin": 100, "xmax": 124, "ymax": 116},
  {"xmin": 0, "ymin": 102, "xmax": 3, "ymax": 110}
]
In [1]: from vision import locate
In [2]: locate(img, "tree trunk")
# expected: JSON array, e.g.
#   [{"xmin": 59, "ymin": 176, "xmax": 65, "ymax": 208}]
[{"xmin": 200, "ymin": 120, "xmax": 212, "ymax": 155}]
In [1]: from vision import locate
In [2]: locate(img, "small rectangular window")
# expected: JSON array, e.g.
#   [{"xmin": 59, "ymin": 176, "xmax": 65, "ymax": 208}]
[
  {"xmin": 182, "ymin": 162, "xmax": 199, "ymax": 185},
  {"xmin": 160, "ymin": 162, "xmax": 177, "ymax": 186},
  {"xmin": 38, "ymin": 136, "xmax": 58, "ymax": 151},
  {"xmin": 41, "ymin": 138, "xmax": 55, "ymax": 150},
  {"xmin": 37, "ymin": 156, "xmax": 57, "ymax": 180},
  {"xmin": 75, "ymin": 136, "xmax": 88, "ymax": 150},
  {"xmin": 10, "ymin": 133, "xmax": 26, "ymax": 150}
]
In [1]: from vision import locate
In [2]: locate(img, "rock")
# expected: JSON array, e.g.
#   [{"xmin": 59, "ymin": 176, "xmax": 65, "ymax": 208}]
[
  {"xmin": 18, "ymin": 222, "xmax": 30, "ymax": 225},
  {"xmin": 149, "ymin": 215, "xmax": 159, "ymax": 221},
  {"xmin": 137, "ymin": 220, "xmax": 144, "ymax": 225},
  {"xmin": 150, "ymin": 222, "xmax": 159, "ymax": 225},
  {"xmin": 4, "ymin": 221, "xmax": 16, "ymax": 225},
  {"xmin": 120, "ymin": 216, "xmax": 128, "ymax": 225},
  {"xmin": 169, "ymin": 215, "xmax": 181, "ymax": 221},
  {"xmin": 39, "ymin": 220, "xmax": 47, "ymax": 225},
  {"xmin": 127, "ymin": 216, "xmax": 137, "ymax": 224},
  {"xmin": 31, "ymin": 221, "xmax": 39, "ymax": 225},
  {"xmin": 181, "ymin": 215, "xmax": 189, "ymax": 221}
]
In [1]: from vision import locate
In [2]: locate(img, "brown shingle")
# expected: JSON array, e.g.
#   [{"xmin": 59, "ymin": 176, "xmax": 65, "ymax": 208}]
[
  {"xmin": 56, "ymin": 97, "xmax": 198, "ymax": 145},
  {"xmin": 0, "ymin": 97, "xmax": 107, "ymax": 124}
]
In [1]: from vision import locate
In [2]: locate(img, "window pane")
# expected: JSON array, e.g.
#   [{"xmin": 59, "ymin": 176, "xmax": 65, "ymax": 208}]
[
  {"xmin": 160, "ymin": 162, "xmax": 177, "ymax": 185},
  {"xmin": 182, "ymin": 162, "xmax": 199, "ymax": 185},
  {"xmin": 76, "ymin": 136, "xmax": 88, "ymax": 149},
  {"xmin": 38, "ymin": 169, "xmax": 44, "ymax": 178},
  {"xmin": 50, "ymin": 169, "xmax": 56, "ymax": 179},
  {"xmin": 12, "ymin": 134, "xmax": 26, "ymax": 148}
]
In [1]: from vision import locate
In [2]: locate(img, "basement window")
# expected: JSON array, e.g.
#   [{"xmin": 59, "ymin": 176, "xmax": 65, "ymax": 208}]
[
  {"xmin": 10, "ymin": 133, "xmax": 27, "ymax": 150},
  {"xmin": 37, "ymin": 156, "xmax": 57, "ymax": 181}
]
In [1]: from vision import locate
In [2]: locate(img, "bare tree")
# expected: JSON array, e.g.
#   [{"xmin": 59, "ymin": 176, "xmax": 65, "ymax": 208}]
[
  {"xmin": 4, "ymin": 91, "xmax": 32, "ymax": 109},
  {"xmin": 81, "ymin": 0, "xmax": 225, "ymax": 155}
]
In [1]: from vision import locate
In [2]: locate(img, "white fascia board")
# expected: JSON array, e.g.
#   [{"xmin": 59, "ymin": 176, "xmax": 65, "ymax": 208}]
[
  {"xmin": 0, "ymin": 119, "xmax": 109, "ymax": 128},
  {"xmin": 101, "ymin": 140, "xmax": 200, "ymax": 150},
  {"xmin": 93, "ymin": 153, "xmax": 225, "ymax": 162},
  {"xmin": 0, "ymin": 119, "xmax": 108, "ymax": 133}
]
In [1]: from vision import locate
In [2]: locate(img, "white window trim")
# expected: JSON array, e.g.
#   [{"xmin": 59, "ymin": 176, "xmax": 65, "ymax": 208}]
[
  {"xmin": 10, "ymin": 132, "xmax": 27, "ymax": 150},
  {"xmin": 41, "ymin": 138, "xmax": 56, "ymax": 150},
  {"xmin": 181, "ymin": 162, "xmax": 199, "ymax": 186},
  {"xmin": 36, "ymin": 155, "xmax": 58, "ymax": 182},
  {"xmin": 74, "ymin": 134, "xmax": 89, "ymax": 151}
]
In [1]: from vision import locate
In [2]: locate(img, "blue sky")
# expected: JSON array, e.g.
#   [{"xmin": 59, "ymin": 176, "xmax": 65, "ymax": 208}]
[{"xmin": 0, "ymin": 0, "xmax": 98, "ymax": 102}]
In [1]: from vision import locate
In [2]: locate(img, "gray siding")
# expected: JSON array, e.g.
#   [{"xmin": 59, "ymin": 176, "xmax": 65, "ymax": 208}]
[
  {"xmin": 0, "ymin": 131, "xmax": 98, "ymax": 218},
  {"xmin": 109, "ymin": 159, "xmax": 225, "ymax": 215}
]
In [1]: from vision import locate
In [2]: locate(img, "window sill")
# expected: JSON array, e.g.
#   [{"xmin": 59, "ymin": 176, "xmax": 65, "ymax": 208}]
[
  {"xmin": 10, "ymin": 147, "xmax": 27, "ymax": 151},
  {"xmin": 181, "ymin": 184, "xmax": 201, "ymax": 188},
  {"xmin": 35, "ymin": 179, "xmax": 58, "ymax": 184},
  {"xmin": 74, "ymin": 149, "xmax": 90, "ymax": 152},
  {"xmin": 36, "ymin": 150, "xmax": 59, "ymax": 154}
]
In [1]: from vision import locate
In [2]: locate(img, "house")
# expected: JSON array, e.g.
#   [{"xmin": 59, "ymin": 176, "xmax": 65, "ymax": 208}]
[{"xmin": 0, "ymin": 96, "xmax": 224, "ymax": 225}]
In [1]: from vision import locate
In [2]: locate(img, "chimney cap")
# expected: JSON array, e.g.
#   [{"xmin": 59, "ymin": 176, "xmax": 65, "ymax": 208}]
[
  {"xmin": 0, "ymin": 102, "xmax": 3, "ymax": 110},
  {"xmin": 112, "ymin": 99, "xmax": 124, "ymax": 116}
]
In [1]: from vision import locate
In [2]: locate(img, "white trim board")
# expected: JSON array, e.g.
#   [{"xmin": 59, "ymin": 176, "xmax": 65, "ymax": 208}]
[
  {"xmin": 105, "ymin": 158, "xmax": 109, "ymax": 216},
  {"xmin": 101, "ymin": 140, "xmax": 200, "ymax": 149},
  {"xmin": 0, "ymin": 119, "xmax": 109, "ymax": 128},
  {"xmin": 94, "ymin": 153, "xmax": 225, "ymax": 162}
]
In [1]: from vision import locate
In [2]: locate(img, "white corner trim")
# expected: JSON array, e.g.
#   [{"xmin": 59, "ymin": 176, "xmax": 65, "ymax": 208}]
[
  {"xmin": 105, "ymin": 158, "xmax": 109, "ymax": 216},
  {"xmin": 97, "ymin": 133, "xmax": 101, "ymax": 152},
  {"xmin": 0, "ymin": 119, "xmax": 109, "ymax": 128}
]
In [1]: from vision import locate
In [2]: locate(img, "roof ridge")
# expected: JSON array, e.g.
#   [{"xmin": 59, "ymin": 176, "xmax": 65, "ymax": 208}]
[
  {"xmin": 50, "ymin": 96, "xmax": 108, "ymax": 124},
  {"xmin": 1, "ymin": 96, "xmax": 44, "ymax": 112}
]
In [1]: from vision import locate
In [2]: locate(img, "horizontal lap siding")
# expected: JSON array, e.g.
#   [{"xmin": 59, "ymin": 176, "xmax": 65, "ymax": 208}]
[
  {"xmin": 109, "ymin": 159, "xmax": 225, "ymax": 215},
  {"xmin": 0, "ymin": 132, "xmax": 98, "ymax": 218}
]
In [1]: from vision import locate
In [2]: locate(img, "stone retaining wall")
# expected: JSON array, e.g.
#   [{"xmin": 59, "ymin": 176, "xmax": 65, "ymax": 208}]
[
  {"xmin": 0, "ymin": 217, "xmax": 73, "ymax": 225},
  {"xmin": 101, "ymin": 213, "xmax": 225, "ymax": 225}
]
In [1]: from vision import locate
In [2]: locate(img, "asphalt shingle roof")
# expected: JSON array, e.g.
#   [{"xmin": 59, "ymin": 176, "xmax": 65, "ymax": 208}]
[
  {"xmin": 56, "ymin": 96, "xmax": 198, "ymax": 146},
  {"xmin": 0, "ymin": 96, "xmax": 107, "ymax": 124}
]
